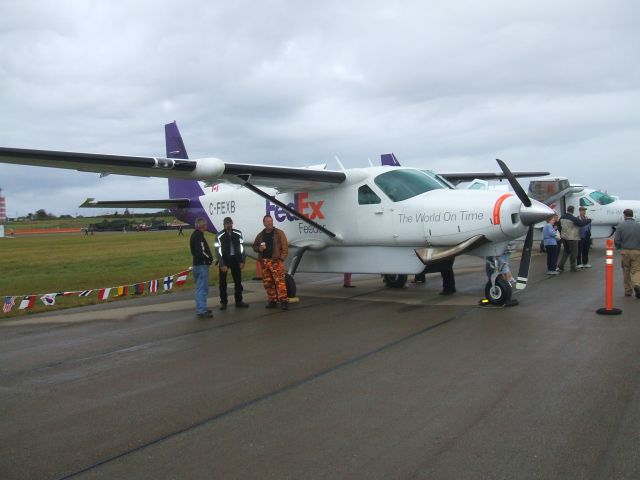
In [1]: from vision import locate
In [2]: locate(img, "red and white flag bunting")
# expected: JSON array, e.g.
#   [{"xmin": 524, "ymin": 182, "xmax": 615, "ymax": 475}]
[
  {"xmin": 3, "ymin": 267, "xmax": 193, "ymax": 314},
  {"xmin": 175, "ymin": 271, "xmax": 189, "ymax": 286}
]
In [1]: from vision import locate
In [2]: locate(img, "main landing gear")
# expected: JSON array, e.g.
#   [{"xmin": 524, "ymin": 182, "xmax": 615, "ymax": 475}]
[{"xmin": 382, "ymin": 274, "xmax": 408, "ymax": 289}]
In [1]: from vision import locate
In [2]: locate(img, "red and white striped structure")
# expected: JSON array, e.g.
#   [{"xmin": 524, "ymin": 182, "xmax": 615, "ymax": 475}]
[{"xmin": 0, "ymin": 187, "xmax": 6, "ymax": 223}]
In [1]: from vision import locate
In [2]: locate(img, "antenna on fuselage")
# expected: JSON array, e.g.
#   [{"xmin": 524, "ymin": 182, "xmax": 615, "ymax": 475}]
[
  {"xmin": 367, "ymin": 157, "xmax": 373, "ymax": 167},
  {"xmin": 334, "ymin": 155, "xmax": 346, "ymax": 171}
]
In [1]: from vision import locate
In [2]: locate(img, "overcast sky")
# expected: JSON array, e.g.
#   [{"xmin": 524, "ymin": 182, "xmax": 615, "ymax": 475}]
[{"xmin": 1, "ymin": 0, "xmax": 638, "ymax": 217}]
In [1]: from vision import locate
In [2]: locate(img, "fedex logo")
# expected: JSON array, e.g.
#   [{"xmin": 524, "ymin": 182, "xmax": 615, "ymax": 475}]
[{"xmin": 266, "ymin": 192, "xmax": 325, "ymax": 222}]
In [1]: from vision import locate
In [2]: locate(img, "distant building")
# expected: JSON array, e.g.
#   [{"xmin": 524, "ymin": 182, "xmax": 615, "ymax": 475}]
[{"xmin": 0, "ymin": 187, "xmax": 6, "ymax": 224}]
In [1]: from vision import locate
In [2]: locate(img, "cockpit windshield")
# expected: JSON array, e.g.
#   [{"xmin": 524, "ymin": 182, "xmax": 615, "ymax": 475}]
[
  {"xmin": 589, "ymin": 191, "xmax": 616, "ymax": 205},
  {"xmin": 374, "ymin": 169, "xmax": 447, "ymax": 202}
]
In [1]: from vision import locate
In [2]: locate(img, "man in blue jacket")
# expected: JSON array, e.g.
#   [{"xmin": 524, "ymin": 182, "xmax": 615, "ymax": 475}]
[
  {"xmin": 216, "ymin": 217, "xmax": 249, "ymax": 310},
  {"xmin": 576, "ymin": 206, "xmax": 592, "ymax": 268}
]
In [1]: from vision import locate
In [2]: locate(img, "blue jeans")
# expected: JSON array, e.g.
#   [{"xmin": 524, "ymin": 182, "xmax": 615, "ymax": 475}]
[{"xmin": 192, "ymin": 264, "xmax": 210, "ymax": 314}]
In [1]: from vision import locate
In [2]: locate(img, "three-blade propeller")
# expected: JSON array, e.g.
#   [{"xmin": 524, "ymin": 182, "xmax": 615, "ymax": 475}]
[{"xmin": 496, "ymin": 159, "xmax": 546, "ymax": 290}]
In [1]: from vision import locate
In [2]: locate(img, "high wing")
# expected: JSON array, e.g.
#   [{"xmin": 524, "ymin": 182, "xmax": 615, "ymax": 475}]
[
  {"xmin": 0, "ymin": 147, "xmax": 347, "ymax": 192},
  {"xmin": 379, "ymin": 152, "xmax": 548, "ymax": 185},
  {"xmin": 438, "ymin": 170, "xmax": 549, "ymax": 185}
]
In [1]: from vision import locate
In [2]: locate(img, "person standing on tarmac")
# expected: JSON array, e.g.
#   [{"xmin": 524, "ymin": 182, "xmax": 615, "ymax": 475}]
[
  {"xmin": 253, "ymin": 215, "xmax": 289, "ymax": 310},
  {"xmin": 412, "ymin": 258, "xmax": 456, "ymax": 295},
  {"xmin": 542, "ymin": 215, "xmax": 560, "ymax": 275},
  {"xmin": 614, "ymin": 209, "xmax": 640, "ymax": 298},
  {"xmin": 576, "ymin": 206, "xmax": 592, "ymax": 268},
  {"xmin": 557, "ymin": 205, "xmax": 592, "ymax": 273},
  {"xmin": 190, "ymin": 217, "xmax": 213, "ymax": 318},
  {"xmin": 216, "ymin": 217, "xmax": 249, "ymax": 310}
]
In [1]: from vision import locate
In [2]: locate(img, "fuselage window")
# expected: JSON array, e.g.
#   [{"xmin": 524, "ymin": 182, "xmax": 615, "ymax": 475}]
[
  {"xmin": 589, "ymin": 191, "xmax": 615, "ymax": 205},
  {"xmin": 375, "ymin": 169, "xmax": 446, "ymax": 202},
  {"xmin": 358, "ymin": 184, "xmax": 381, "ymax": 205}
]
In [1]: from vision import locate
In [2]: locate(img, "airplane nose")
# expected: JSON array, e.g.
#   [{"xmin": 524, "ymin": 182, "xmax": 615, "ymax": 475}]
[{"xmin": 519, "ymin": 199, "xmax": 555, "ymax": 226}]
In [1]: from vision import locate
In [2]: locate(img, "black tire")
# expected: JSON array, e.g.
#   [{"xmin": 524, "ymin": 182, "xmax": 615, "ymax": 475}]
[
  {"xmin": 383, "ymin": 274, "xmax": 408, "ymax": 289},
  {"xmin": 285, "ymin": 273, "xmax": 297, "ymax": 297},
  {"xmin": 484, "ymin": 276, "xmax": 512, "ymax": 305}
]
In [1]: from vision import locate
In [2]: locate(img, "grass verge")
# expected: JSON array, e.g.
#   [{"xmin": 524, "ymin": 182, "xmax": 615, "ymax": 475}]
[{"xmin": 0, "ymin": 231, "xmax": 257, "ymax": 319}]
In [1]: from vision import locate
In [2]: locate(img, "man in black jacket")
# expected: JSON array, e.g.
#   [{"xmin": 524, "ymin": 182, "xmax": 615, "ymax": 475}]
[
  {"xmin": 190, "ymin": 217, "xmax": 213, "ymax": 318},
  {"xmin": 216, "ymin": 217, "xmax": 249, "ymax": 310}
]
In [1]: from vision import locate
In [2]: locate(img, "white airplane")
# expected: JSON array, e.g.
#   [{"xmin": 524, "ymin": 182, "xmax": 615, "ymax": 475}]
[
  {"xmin": 0, "ymin": 122, "xmax": 554, "ymax": 305},
  {"xmin": 528, "ymin": 178, "xmax": 640, "ymax": 237}
]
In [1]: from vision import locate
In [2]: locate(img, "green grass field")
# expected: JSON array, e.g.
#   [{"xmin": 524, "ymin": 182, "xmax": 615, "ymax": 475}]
[
  {"xmin": 0, "ymin": 230, "xmax": 256, "ymax": 319},
  {"xmin": 4, "ymin": 214, "xmax": 176, "ymax": 231}
]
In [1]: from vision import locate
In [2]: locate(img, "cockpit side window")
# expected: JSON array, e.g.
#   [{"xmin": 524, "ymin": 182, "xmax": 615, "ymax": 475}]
[
  {"xmin": 358, "ymin": 184, "xmax": 381, "ymax": 205},
  {"xmin": 580, "ymin": 197, "xmax": 594, "ymax": 207},
  {"xmin": 589, "ymin": 191, "xmax": 615, "ymax": 205},
  {"xmin": 374, "ymin": 169, "xmax": 445, "ymax": 202}
]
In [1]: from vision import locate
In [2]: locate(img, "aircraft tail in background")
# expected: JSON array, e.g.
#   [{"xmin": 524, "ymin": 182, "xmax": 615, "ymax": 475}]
[{"xmin": 380, "ymin": 153, "xmax": 401, "ymax": 166}]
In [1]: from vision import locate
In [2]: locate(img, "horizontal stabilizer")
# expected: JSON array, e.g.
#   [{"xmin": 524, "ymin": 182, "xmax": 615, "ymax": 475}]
[{"xmin": 79, "ymin": 198, "xmax": 190, "ymax": 209}]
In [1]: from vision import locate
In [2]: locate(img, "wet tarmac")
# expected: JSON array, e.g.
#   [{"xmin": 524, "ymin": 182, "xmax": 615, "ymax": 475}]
[{"xmin": 1, "ymin": 247, "xmax": 639, "ymax": 479}]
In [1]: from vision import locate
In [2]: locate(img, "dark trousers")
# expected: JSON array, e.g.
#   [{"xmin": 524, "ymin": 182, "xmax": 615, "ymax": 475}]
[
  {"xmin": 415, "ymin": 258, "xmax": 456, "ymax": 292},
  {"xmin": 219, "ymin": 256, "xmax": 243, "ymax": 304},
  {"xmin": 559, "ymin": 240, "xmax": 578, "ymax": 271},
  {"xmin": 576, "ymin": 239, "xmax": 590, "ymax": 265},
  {"xmin": 545, "ymin": 244, "xmax": 559, "ymax": 271}
]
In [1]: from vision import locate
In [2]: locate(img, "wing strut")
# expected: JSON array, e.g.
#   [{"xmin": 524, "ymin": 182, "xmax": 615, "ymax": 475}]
[{"xmin": 239, "ymin": 179, "xmax": 337, "ymax": 238}]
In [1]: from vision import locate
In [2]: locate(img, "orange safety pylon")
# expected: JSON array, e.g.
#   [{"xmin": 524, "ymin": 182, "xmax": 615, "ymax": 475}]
[
  {"xmin": 253, "ymin": 260, "xmax": 263, "ymax": 280},
  {"xmin": 596, "ymin": 239, "xmax": 622, "ymax": 315}
]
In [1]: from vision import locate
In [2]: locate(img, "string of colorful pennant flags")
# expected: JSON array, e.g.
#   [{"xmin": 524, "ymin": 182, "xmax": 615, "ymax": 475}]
[{"xmin": 2, "ymin": 267, "xmax": 192, "ymax": 314}]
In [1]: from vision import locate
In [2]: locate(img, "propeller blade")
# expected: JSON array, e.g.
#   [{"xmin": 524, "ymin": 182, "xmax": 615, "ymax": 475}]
[
  {"xmin": 496, "ymin": 159, "xmax": 531, "ymax": 207},
  {"xmin": 515, "ymin": 226, "xmax": 534, "ymax": 290}
]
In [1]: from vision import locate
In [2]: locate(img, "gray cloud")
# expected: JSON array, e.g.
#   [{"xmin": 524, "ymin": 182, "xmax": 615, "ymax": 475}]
[{"xmin": 1, "ymin": 0, "xmax": 639, "ymax": 216}]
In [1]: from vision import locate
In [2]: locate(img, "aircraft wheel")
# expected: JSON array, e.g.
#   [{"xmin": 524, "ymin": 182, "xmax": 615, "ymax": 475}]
[
  {"xmin": 285, "ymin": 273, "xmax": 297, "ymax": 297},
  {"xmin": 383, "ymin": 274, "xmax": 408, "ymax": 289},
  {"xmin": 484, "ymin": 276, "xmax": 512, "ymax": 305}
]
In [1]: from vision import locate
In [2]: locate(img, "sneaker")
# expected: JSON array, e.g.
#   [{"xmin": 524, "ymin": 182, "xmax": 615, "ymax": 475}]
[
  {"xmin": 197, "ymin": 311, "xmax": 213, "ymax": 319},
  {"xmin": 281, "ymin": 301, "xmax": 289, "ymax": 310},
  {"xmin": 576, "ymin": 264, "xmax": 583, "ymax": 269},
  {"xmin": 583, "ymin": 264, "xmax": 592, "ymax": 268},
  {"xmin": 235, "ymin": 302, "xmax": 250, "ymax": 308},
  {"xmin": 265, "ymin": 302, "xmax": 278, "ymax": 309},
  {"xmin": 546, "ymin": 270, "xmax": 557, "ymax": 275},
  {"xmin": 219, "ymin": 303, "xmax": 227, "ymax": 311}
]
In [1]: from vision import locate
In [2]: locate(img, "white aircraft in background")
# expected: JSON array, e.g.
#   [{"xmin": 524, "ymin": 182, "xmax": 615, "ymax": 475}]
[
  {"xmin": 527, "ymin": 178, "xmax": 640, "ymax": 237},
  {"xmin": 0, "ymin": 122, "xmax": 553, "ymax": 305},
  {"xmin": 458, "ymin": 177, "xmax": 639, "ymax": 239}
]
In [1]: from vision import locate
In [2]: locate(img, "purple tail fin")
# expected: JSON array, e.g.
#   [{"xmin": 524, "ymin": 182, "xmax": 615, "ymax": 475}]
[
  {"xmin": 165, "ymin": 122, "xmax": 218, "ymax": 232},
  {"xmin": 380, "ymin": 153, "xmax": 401, "ymax": 166},
  {"xmin": 165, "ymin": 121, "xmax": 204, "ymax": 199}
]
